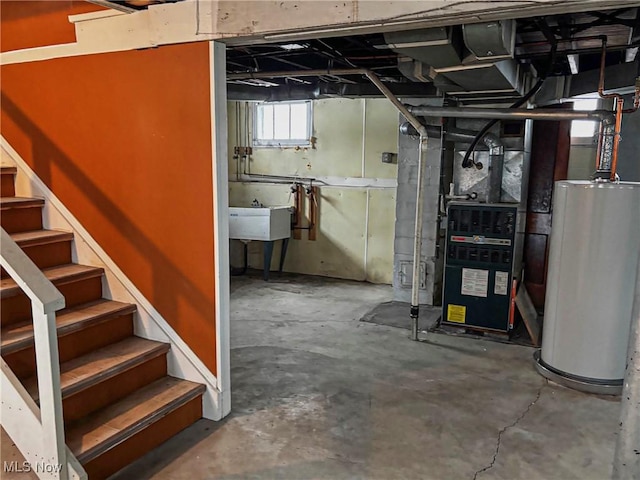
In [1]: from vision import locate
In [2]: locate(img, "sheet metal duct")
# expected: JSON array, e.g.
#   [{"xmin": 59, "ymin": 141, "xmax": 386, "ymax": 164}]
[
  {"xmin": 434, "ymin": 60, "xmax": 525, "ymax": 96},
  {"xmin": 534, "ymin": 63, "xmax": 640, "ymax": 106},
  {"xmin": 397, "ymin": 57, "xmax": 432, "ymax": 83},
  {"xmin": 462, "ymin": 20, "xmax": 516, "ymax": 60},
  {"xmin": 384, "ymin": 27, "xmax": 463, "ymax": 69},
  {"xmin": 384, "ymin": 23, "xmax": 529, "ymax": 98}
]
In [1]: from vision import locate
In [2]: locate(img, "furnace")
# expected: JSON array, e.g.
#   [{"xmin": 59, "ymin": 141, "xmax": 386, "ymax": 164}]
[{"xmin": 442, "ymin": 203, "xmax": 523, "ymax": 332}]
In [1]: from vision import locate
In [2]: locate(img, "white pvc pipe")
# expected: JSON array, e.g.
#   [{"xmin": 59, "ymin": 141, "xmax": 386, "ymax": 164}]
[
  {"xmin": 411, "ymin": 136, "xmax": 429, "ymax": 340},
  {"xmin": 363, "ymin": 72, "xmax": 429, "ymax": 340}
]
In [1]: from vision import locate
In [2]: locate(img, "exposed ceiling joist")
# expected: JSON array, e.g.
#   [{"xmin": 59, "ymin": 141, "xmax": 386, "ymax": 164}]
[{"xmin": 226, "ymin": 6, "xmax": 640, "ymax": 103}]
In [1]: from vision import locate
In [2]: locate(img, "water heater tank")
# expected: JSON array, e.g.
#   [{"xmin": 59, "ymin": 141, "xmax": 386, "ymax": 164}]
[{"xmin": 536, "ymin": 181, "xmax": 640, "ymax": 394}]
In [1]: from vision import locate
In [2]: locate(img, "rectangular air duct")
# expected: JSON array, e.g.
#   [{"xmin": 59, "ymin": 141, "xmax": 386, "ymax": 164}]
[
  {"xmin": 385, "ymin": 22, "xmax": 531, "ymax": 99},
  {"xmin": 462, "ymin": 20, "xmax": 516, "ymax": 61},
  {"xmin": 384, "ymin": 27, "xmax": 464, "ymax": 69},
  {"xmin": 435, "ymin": 60, "xmax": 525, "ymax": 97}
]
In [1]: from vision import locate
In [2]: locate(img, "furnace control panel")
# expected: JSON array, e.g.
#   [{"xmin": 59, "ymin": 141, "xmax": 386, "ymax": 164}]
[{"xmin": 442, "ymin": 203, "xmax": 519, "ymax": 332}]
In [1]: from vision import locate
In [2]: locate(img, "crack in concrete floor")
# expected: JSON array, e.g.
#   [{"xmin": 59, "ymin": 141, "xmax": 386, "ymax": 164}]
[
  {"xmin": 2, "ymin": 274, "xmax": 621, "ymax": 480},
  {"xmin": 473, "ymin": 380, "xmax": 548, "ymax": 480}
]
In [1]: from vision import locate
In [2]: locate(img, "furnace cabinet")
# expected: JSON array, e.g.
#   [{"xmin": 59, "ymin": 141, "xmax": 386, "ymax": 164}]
[{"xmin": 442, "ymin": 202, "xmax": 523, "ymax": 332}]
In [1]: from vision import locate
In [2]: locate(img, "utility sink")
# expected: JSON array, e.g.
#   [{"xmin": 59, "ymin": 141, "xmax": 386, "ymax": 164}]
[{"xmin": 229, "ymin": 206, "xmax": 292, "ymax": 241}]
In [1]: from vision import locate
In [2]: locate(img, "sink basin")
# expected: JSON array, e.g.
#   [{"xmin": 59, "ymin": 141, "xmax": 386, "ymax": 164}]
[{"xmin": 229, "ymin": 206, "xmax": 292, "ymax": 241}]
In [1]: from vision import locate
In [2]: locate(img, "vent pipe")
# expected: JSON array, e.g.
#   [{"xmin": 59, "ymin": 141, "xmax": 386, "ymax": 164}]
[{"xmin": 406, "ymin": 106, "xmax": 613, "ymax": 122}]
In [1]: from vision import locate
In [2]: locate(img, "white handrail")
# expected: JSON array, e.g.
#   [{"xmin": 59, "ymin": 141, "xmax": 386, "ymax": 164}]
[
  {"xmin": 1, "ymin": 227, "xmax": 68, "ymax": 480},
  {"xmin": 1, "ymin": 229, "xmax": 64, "ymax": 311}
]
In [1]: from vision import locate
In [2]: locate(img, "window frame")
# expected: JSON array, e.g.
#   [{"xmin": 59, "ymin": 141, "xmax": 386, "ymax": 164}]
[{"xmin": 252, "ymin": 100, "xmax": 313, "ymax": 148}]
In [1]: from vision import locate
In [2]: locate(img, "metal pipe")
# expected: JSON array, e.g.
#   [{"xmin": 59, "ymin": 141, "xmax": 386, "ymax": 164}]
[
  {"xmin": 400, "ymin": 122, "xmax": 503, "ymax": 148},
  {"xmin": 400, "ymin": 122, "xmax": 438, "ymax": 138},
  {"xmin": 623, "ymin": 77, "xmax": 640, "ymax": 114},
  {"xmin": 609, "ymin": 98, "xmax": 624, "ymax": 181},
  {"xmin": 598, "ymin": 39, "xmax": 614, "ymax": 99},
  {"xmin": 358, "ymin": 72, "xmax": 428, "ymax": 341},
  {"xmin": 612, "ymin": 253, "xmax": 640, "ymax": 480},
  {"xmin": 411, "ymin": 136, "xmax": 429, "ymax": 341},
  {"xmin": 406, "ymin": 106, "xmax": 614, "ymax": 122},
  {"xmin": 363, "ymin": 71, "xmax": 426, "ymax": 136},
  {"xmin": 408, "ymin": 105, "xmax": 613, "ymax": 180},
  {"xmin": 596, "ymin": 38, "xmax": 629, "ymax": 181}
]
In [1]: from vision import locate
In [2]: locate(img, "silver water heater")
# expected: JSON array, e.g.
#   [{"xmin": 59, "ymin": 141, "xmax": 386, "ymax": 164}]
[{"xmin": 535, "ymin": 181, "xmax": 640, "ymax": 394}]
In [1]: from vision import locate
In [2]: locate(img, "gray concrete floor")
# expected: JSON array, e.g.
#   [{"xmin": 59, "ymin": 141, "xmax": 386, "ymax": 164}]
[{"xmin": 3, "ymin": 273, "xmax": 621, "ymax": 479}]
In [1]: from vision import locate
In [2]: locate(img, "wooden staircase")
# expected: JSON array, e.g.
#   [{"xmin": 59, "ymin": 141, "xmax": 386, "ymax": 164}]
[{"xmin": 0, "ymin": 166, "xmax": 205, "ymax": 479}]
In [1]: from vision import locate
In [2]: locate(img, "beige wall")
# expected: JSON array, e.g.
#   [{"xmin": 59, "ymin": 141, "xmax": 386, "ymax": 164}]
[{"xmin": 228, "ymin": 98, "xmax": 398, "ymax": 284}]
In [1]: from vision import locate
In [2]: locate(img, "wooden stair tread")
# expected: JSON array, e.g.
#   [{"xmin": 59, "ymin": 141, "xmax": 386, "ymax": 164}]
[
  {"xmin": 0, "ymin": 197, "xmax": 44, "ymax": 209},
  {"xmin": 23, "ymin": 337, "xmax": 170, "ymax": 401},
  {"xmin": 10, "ymin": 229, "xmax": 74, "ymax": 248},
  {"xmin": 0, "ymin": 166, "xmax": 17, "ymax": 174},
  {"xmin": 67, "ymin": 376, "xmax": 205, "ymax": 463},
  {"xmin": 1, "ymin": 299, "xmax": 136, "ymax": 355},
  {"xmin": 0, "ymin": 263, "xmax": 104, "ymax": 298}
]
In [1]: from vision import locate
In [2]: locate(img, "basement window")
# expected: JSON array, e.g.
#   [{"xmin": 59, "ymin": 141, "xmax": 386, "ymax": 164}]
[
  {"xmin": 570, "ymin": 98, "xmax": 599, "ymax": 139},
  {"xmin": 253, "ymin": 101, "xmax": 312, "ymax": 147}
]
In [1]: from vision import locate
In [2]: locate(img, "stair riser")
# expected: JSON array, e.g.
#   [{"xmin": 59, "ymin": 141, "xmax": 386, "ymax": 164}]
[
  {"xmin": 1, "ymin": 174, "xmax": 16, "ymax": 197},
  {"xmin": 63, "ymin": 355, "xmax": 167, "ymax": 424},
  {"xmin": 3, "ymin": 313, "xmax": 134, "ymax": 379},
  {"xmin": 82, "ymin": 396, "xmax": 203, "ymax": 480},
  {"xmin": 1, "ymin": 241, "xmax": 73, "ymax": 279},
  {"xmin": 1, "ymin": 276, "xmax": 103, "ymax": 326},
  {"xmin": 1, "ymin": 206, "xmax": 43, "ymax": 233}
]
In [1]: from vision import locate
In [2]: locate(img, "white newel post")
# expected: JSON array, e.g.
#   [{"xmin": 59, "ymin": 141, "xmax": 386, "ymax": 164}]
[{"xmin": 31, "ymin": 306, "xmax": 68, "ymax": 480}]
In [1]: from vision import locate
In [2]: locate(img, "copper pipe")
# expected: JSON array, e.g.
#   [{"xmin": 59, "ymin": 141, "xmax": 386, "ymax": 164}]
[
  {"xmin": 597, "ymin": 38, "xmax": 627, "ymax": 181},
  {"xmin": 598, "ymin": 40, "xmax": 620, "ymax": 100},
  {"xmin": 610, "ymin": 98, "xmax": 624, "ymax": 182},
  {"xmin": 623, "ymin": 79, "xmax": 640, "ymax": 114},
  {"xmin": 293, "ymin": 184, "xmax": 303, "ymax": 240},
  {"xmin": 307, "ymin": 186, "xmax": 318, "ymax": 241}
]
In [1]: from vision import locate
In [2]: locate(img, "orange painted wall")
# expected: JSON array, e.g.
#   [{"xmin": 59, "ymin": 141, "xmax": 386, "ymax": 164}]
[
  {"xmin": 1, "ymin": 1, "xmax": 105, "ymax": 52},
  {"xmin": 1, "ymin": 42, "xmax": 218, "ymax": 372}
]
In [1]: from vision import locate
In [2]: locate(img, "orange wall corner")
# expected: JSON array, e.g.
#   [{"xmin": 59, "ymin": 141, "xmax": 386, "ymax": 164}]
[
  {"xmin": 1, "ymin": 42, "xmax": 218, "ymax": 372},
  {"xmin": 1, "ymin": 1, "xmax": 106, "ymax": 52}
]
